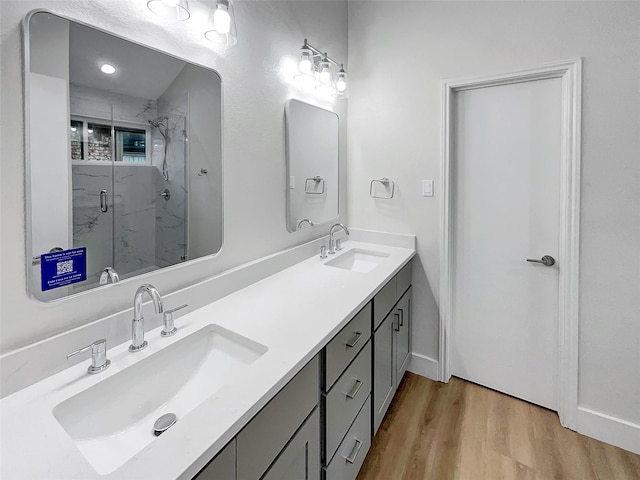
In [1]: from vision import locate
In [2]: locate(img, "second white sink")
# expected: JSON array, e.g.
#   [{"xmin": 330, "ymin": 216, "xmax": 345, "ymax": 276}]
[
  {"xmin": 325, "ymin": 248, "xmax": 390, "ymax": 273},
  {"xmin": 52, "ymin": 324, "xmax": 268, "ymax": 475}
]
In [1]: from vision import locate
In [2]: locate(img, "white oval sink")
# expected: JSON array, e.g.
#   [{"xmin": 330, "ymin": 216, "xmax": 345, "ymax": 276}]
[
  {"xmin": 324, "ymin": 248, "xmax": 390, "ymax": 273},
  {"xmin": 52, "ymin": 324, "xmax": 268, "ymax": 475}
]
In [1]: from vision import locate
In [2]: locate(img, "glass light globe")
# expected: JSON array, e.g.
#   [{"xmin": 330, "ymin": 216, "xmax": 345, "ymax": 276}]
[{"xmin": 213, "ymin": 6, "xmax": 231, "ymax": 34}]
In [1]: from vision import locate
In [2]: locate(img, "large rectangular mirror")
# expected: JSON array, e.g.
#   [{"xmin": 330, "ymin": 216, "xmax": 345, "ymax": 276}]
[
  {"xmin": 285, "ymin": 100, "xmax": 339, "ymax": 232},
  {"xmin": 25, "ymin": 11, "xmax": 223, "ymax": 301}
]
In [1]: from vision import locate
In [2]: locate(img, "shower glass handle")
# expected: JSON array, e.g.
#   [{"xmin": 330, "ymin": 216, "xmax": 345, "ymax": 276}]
[{"xmin": 100, "ymin": 190, "xmax": 108, "ymax": 213}]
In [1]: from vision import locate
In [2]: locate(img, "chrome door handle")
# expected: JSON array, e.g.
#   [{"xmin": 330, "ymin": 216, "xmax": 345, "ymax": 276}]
[
  {"xmin": 100, "ymin": 190, "xmax": 108, "ymax": 212},
  {"xmin": 344, "ymin": 438, "xmax": 363, "ymax": 464},
  {"xmin": 393, "ymin": 313, "xmax": 400, "ymax": 332},
  {"xmin": 526, "ymin": 255, "xmax": 555, "ymax": 267},
  {"xmin": 346, "ymin": 331, "xmax": 363, "ymax": 348},
  {"xmin": 398, "ymin": 308, "xmax": 404, "ymax": 327},
  {"xmin": 345, "ymin": 379, "xmax": 363, "ymax": 399}
]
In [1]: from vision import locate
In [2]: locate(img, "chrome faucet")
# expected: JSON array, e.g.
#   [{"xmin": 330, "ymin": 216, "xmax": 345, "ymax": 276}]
[
  {"xmin": 129, "ymin": 284, "xmax": 164, "ymax": 352},
  {"xmin": 99, "ymin": 266, "xmax": 120, "ymax": 285},
  {"xmin": 328, "ymin": 223, "xmax": 350, "ymax": 254},
  {"xmin": 297, "ymin": 218, "xmax": 314, "ymax": 230}
]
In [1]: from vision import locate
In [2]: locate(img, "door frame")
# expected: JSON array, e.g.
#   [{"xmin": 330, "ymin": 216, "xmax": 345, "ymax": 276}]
[{"xmin": 438, "ymin": 59, "xmax": 582, "ymax": 429}]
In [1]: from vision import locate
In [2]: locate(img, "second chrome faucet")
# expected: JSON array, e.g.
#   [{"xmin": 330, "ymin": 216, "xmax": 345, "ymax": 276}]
[{"xmin": 130, "ymin": 284, "xmax": 164, "ymax": 352}]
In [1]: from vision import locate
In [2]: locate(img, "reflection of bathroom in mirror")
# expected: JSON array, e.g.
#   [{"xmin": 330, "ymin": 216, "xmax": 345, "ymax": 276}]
[
  {"xmin": 285, "ymin": 100, "xmax": 339, "ymax": 232},
  {"xmin": 26, "ymin": 12, "xmax": 223, "ymax": 301}
]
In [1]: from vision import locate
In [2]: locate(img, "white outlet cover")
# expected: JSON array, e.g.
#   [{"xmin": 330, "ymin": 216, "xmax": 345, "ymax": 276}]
[{"xmin": 422, "ymin": 180, "xmax": 434, "ymax": 197}]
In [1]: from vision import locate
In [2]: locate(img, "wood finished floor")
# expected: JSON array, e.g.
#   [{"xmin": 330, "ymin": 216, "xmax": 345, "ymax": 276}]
[{"xmin": 356, "ymin": 373, "xmax": 640, "ymax": 480}]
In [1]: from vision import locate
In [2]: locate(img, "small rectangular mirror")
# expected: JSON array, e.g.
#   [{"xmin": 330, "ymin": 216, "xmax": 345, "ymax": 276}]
[
  {"xmin": 285, "ymin": 99, "xmax": 339, "ymax": 232},
  {"xmin": 25, "ymin": 11, "xmax": 223, "ymax": 301}
]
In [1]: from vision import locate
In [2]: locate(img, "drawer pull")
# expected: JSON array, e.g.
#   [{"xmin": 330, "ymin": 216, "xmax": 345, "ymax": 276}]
[
  {"xmin": 346, "ymin": 331, "xmax": 363, "ymax": 348},
  {"xmin": 393, "ymin": 313, "xmax": 400, "ymax": 332},
  {"xmin": 345, "ymin": 379, "xmax": 363, "ymax": 399},
  {"xmin": 398, "ymin": 308, "xmax": 404, "ymax": 327},
  {"xmin": 344, "ymin": 438, "xmax": 363, "ymax": 464}
]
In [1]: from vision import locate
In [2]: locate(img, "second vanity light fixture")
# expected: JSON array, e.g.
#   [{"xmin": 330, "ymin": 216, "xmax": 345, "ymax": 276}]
[
  {"xmin": 147, "ymin": 0, "xmax": 238, "ymax": 46},
  {"xmin": 295, "ymin": 39, "xmax": 349, "ymax": 98}
]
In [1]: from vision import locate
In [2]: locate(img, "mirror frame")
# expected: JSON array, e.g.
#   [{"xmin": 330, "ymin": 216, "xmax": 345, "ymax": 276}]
[
  {"xmin": 284, "ymin": 99, "xmax": 340, "ymax": 233},
  {"xmin": 23, "ymin": 9, "xmax": 225, "ymax": 302}
]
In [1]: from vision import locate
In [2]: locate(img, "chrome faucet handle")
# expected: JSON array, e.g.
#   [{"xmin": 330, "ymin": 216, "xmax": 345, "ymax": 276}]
[
  {"xmin": 67, "ymin": 338, "xmax": 111, "ymax": 374},
  {"xmin": 320, "ymin": 245, "xmax": 328, "ymax": 259},
  {"xmin": 161, "ymin": 304, "xmax": 188, "ymax": 337},
  {"xmin": 335, "ymin": 239, "xmax": 343, "ymax": 251}
]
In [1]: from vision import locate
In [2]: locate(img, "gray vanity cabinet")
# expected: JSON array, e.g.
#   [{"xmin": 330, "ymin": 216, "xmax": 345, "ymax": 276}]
[
  {"xmin": 261, "ymin": 409, "xmax": 320, "ymax": 480},
  {"xmin": 194, "ymin": 439, "xmax": 236, "ymax": 479},
  {"xmin": 395, "ymin": 288, "xmax": 412, "ymax": 385},
  {"xmin": 322, "ymin": 303, "xmax": 373, "ymax": 480},
  {"xmin": 373, "ymin": 311, "xmax": 395, "ymax": 434},
  {"xmin": 237, "ymin": 355, "xmax": 319, "ymax": 480},
  {"xmin": 372, "ymin": 262, "xmax": 412, "ymax": 435}
]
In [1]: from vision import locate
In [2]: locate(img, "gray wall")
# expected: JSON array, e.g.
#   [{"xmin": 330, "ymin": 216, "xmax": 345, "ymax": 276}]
[
  {"xmin": 0, "ymin": 0, "xmax": 348, "ymax": 351},
  {"xmin": 347, "ymin": 1, "xmax": 640, "ymax": 424}
]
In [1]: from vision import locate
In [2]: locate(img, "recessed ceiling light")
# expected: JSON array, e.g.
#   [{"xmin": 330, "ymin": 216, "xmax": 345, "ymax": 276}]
[{"xmin": 100, "ymin": 64, "xmax": 116, "ymax": 75}]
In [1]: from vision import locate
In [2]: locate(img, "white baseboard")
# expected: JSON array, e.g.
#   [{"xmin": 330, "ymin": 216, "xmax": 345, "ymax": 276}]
[
  {"xmin": 577, "ymin": 406, "xmax": 640, "ymax": 455},
  {"xmin": 408, "ymin": 353, "xmax": 439, "ymax": 381}
]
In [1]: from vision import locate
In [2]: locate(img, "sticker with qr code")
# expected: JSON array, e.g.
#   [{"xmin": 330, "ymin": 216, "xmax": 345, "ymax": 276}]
[{"xmin": 40, "ymin": 247, "xmax": 87, "ymax": 291}]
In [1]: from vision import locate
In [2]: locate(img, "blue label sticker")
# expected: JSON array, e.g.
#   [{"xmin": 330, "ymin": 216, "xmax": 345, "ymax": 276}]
[{"xmin": 40, "ymin": 247, "xmax": 87, "ymax": 291}]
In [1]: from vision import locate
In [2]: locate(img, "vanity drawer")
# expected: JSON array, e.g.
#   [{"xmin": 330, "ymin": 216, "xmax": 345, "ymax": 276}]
[
  {"xmin": 396, "ymin": 261, "xmax": 412, "ymax": 298},
  {"xmin": 325, "ymin": 303, "xmax": 371, "ymax": 390},
  {"xmin": 262, "ymin": 409, "xmax": 320, "ymax": 480},
  {"xmin": 325, "ymin": 341, "xmax": 371, "ymax": 463},
  {"xmin": 373, "ymin": 276, "xmax": 397, "ymax": 330},
  {"xmin": 324, "ymin": 396, "xmax": 372, "ymax": 480},
  {"xmin": 237, "ymin": 355, "xmax": 319, "ymax": 480}
]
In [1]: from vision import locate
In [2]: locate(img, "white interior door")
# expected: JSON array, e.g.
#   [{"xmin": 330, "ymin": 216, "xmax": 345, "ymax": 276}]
[{"xmin": 451, "ymin": 78, "xmax": 561, "ymax": 410}]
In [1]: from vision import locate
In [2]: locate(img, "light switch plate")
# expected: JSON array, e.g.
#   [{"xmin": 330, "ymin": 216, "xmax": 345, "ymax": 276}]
[{"xmin": 422, "ymin": 180, "xmax": 434, "ymax": 197}]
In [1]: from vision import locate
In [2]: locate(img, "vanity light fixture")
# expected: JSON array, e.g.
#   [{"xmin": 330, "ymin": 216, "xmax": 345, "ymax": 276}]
[
  {"xmin": 204, "ymin": 0, "xmax": 238, "ymax": 46},
  {"xmin": 147, "ymin": 0, "xmax": 191, "ymax": 22},
  {"xmin": 100, "ymin": 63, "xmax": 116, "ymax": 75},
  {"xmin": 294, "ymin": 39, "xmax": 348, "ymax": 98},
  {"xmin": 334, "ymin": 65, "xmax": 349, "ymax": 99}
]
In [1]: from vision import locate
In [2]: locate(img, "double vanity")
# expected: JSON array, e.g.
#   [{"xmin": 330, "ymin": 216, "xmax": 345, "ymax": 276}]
[
  {"xmin": 1, "ymin": 234, "xmax": 415, "ymax": 479},
  {"xmin": 9, "ymin": 9, "xmax": 413, "ymax": 480}
]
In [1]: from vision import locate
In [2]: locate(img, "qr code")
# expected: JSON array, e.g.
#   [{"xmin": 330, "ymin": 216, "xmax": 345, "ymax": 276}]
[{"xmin": 56, "ymin": 260, "xmax": 74, "ymax": 275}]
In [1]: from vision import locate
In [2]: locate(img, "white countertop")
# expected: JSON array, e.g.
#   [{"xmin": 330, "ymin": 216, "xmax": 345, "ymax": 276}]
[{"xmin": 0, "ymin": 240, "xmax": 414, "ymax": 479}]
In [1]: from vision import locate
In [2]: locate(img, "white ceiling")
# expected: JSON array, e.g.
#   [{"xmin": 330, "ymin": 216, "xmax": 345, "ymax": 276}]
[{"xmin": 69, "ymin": 22, "xmax": 186, "ymax": 100}]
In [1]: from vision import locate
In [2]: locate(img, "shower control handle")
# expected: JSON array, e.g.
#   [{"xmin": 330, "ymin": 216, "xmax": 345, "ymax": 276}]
[{"xmin": 100, "ymin": 190, "xmax": 108, "ymax": 213}]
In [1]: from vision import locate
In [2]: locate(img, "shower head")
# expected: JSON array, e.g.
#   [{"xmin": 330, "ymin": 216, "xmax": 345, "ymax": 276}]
[{"xmin": 148, "ymin": 116, "xmax": 168, "ymax": 129}]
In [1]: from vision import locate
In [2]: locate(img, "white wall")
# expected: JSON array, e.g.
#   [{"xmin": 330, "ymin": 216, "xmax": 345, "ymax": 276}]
[
  {"xmin": 0, "ymin": 0, "xmax": 348, "ymax": 352},
  {"xmin": 347, "ymin": 0, "xmax": 640, "ymax": 433}
]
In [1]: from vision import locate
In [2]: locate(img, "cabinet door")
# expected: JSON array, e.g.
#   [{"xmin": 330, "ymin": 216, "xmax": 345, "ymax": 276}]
[
  {"xmin": 373, "ymin": 312, "xmax": 395, "ymax": 434},
  {"xmin": 193, "ymin": 439, "xmax": 235, "ymax": 480},
  {"xmin": 262, "ymin": 409, "xmax": 320, "ymax": 480},
  {"xmin": 237, "ymin": 356, "xmax": 319, "ymax": 480},
  {"xmin": 395, "ymin": 288, "xmax": 411, "ymax": 385}
]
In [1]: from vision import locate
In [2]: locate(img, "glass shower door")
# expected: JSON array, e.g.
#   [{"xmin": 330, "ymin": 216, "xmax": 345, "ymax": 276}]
[{"xmin": 69, "ymin": 96, "xmax": 115, "ymax": 291}]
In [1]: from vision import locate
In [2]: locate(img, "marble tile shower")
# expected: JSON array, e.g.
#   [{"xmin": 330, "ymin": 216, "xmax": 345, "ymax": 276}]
[{"xmin": 71, "ymin": 122, "xmax": 188, "ymax": 289}]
